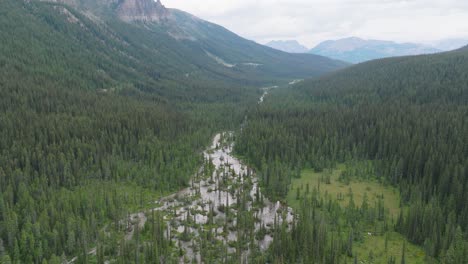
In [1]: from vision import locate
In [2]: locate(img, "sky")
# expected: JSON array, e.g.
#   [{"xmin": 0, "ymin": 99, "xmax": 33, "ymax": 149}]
[{"xmin": 165, "ymin": 0, "xmax": 468, "ymax": 48}]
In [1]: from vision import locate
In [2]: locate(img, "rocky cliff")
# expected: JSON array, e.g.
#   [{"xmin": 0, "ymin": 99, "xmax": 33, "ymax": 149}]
[{"xmin": 117, "ymin": 0, "xmax": 169, "ymax": 22}]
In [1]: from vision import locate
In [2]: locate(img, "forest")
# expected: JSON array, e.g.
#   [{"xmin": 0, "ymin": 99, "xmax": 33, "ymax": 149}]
[
  {"xmin": 1, "ymin": 0, "xmax": 467, "ymax": 263},
  {"xmin": 0, "ymin": 0, "xmax": 259, "ymax": 262},
  {"xmin": 235, "ymin": 48, "xmax": 468, "ymax": 263}
]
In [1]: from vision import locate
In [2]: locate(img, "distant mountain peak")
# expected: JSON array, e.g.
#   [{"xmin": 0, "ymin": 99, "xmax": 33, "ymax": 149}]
[
  {"xmin": 431, "ymin": 38, "xmax": 468, "ymax": 51},
  {"xmin": 265, "ymin": 40, "xmax": 309, "ymax": 53},
  {"xmin": 342, "ymin": 36, "xmax": 362, "ymax": 41},
  {"xmin": 310, "ymin": 37, "xmax": 441, "ymax": 63},
  {"xmin": 117, "ymin": 0, "xmax": 170, "ymax": 22}
]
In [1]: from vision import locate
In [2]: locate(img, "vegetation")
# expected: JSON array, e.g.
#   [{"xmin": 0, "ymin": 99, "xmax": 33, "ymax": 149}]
[
  {"xmin": 236, "ymin": 48, "xmax": 468, "ymax": 262},
  {"xmin": 0, "ymin": 0, "xmax": 259, "ymax": 262},
  {"xmin": 284, "ymin": 164, "xmax": 426, "ymax": 263},
  {"xmin": 286, "ymin": 163, "xmax": 401, "ymax": 217},
  {"xmin": 1, "ymin": 0, "xmax": 467, "ymax": 262}
]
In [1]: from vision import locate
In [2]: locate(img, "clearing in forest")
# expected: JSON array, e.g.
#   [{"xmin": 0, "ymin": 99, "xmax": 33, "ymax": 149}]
[{"xmin": 286, "ymin": 163, "xmax": 427, "ymax": 264}]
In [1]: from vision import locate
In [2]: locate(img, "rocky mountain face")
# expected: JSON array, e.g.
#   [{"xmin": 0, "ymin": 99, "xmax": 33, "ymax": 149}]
[
  {"xmin": 31, "ymin": 0, "xmax": 347, "ymax": 85},
  {"xmin": 40, "ymin": 0, "xmax": 170, "ymax": 22},
  {"xmin": 117, "ymin": 0, "xmax": 169, "ymax": 22},
  {"xmin": 310, "ymin": 37, "xmax": 441, "ymax": 64}
]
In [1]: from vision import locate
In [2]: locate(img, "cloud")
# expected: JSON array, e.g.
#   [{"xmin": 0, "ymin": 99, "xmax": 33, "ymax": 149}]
[{"xmin": 165, "ymin": 0, "xmax": 468, "ymax": 48}]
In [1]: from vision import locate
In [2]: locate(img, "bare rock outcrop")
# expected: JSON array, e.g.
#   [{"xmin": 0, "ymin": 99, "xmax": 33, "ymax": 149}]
[{"xmin": 117, "ymin": 0, "xmax": 169, "ymax": 22}]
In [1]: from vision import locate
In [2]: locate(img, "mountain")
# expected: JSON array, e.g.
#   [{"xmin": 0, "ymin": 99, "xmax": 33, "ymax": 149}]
[
  {"xmin": 117, "ymin": 0, "xmax": 170, "ymax": 22},
  {"xmin": 431, "ymin": 38, "xmax": 468, "ymax": 51},
  {"xmin": 265, "ymin": 40, "xmax": 309, "ymax": 53},
  {"xmin": 310, "ymin": 37, "xmax": 441, "ymax": 63},
  {"xmin": 27, "ymin": 0, "xmax": 347, "ymax": 89}
]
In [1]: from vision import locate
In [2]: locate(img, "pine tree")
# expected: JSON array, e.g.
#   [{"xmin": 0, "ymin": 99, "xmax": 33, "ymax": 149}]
[
  {"xmin": 401, "ymin": 242, "xmax": 406, "ymax": 264},
  {"xmin": 296, "ymin": 187, "xmax": 301, "ymax": 200},
  {"xmin": 1, "ymin": 254, "xmax": 12, "ymax": 264},
  {"xmin": 385, "ymin": 232, "xmax": 389, "ymax": 253},
  {"xmin": 444, "ymin": 226, "xmax": 466, "ymax": 264}
]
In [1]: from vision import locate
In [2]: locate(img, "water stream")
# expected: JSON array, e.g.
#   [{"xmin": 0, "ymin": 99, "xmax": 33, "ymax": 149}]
[{"xmin": 128, "ymin": 87, "xmax": 293, "ymax": 263}]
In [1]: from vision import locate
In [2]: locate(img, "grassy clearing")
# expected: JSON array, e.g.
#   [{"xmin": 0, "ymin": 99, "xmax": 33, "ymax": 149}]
[
  {"xmin": 353, "ymin": 231, "xmax": 426, "ymax": 264},
  {"xmin": 286, "ymin": 164, "xmax": 427, "ymax": 263},
  {"xmin": 287, "ymin": 165, "xmax": 401, "ymax": 219}
]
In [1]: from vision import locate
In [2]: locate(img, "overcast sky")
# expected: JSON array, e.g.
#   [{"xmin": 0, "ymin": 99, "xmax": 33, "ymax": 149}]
[{"xmin": 165, "ymin": 0, "xmax": 468, "ymax": 48}]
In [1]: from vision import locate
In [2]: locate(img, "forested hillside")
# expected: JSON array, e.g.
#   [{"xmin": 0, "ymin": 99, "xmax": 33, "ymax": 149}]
[
  {"xmin": 0, "ymin": 0, "xmax": 260, "ymax": 262},
  {"xmin": 236, "ymin": 47, "xmax": 468, "ymax": 262},
  {"xmin": 0, "ymin": 0, "xmax": 259, "ymax": 102},
  {"xmin": 23, "ymin": 0, "xmax": 347, "ymax": 88}
]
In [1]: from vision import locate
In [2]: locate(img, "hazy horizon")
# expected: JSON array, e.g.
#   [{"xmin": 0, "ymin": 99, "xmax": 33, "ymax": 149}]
[
  {"xmin": 263, "ymin": 37, "xmax": 468, "ymax": 50},
  {"xmin": 166, "ymin": 0, "xmax": 468, "ymax": 48}
]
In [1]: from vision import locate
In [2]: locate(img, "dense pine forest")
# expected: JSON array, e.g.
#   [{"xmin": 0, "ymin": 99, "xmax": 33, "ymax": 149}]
[
  {"xmin": 1, "ymin": 0, "xmax": 467, "ymax": 263},
  {"xmin": 235, "ymin": 47, "xmax": 468, "ymax": 262},
  {"xmin": 0, "ymin": 0, "xmax": 261, "ymax": 262}
]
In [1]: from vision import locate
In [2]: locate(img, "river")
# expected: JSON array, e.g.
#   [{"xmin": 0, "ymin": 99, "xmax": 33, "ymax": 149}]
[
  {"xmin": 127, "ymin": 87, "xmax": 293, "ymax": 263},
  {"xmin": 67, "ymin": 87, "xmax": 295, "ymax": 264}
]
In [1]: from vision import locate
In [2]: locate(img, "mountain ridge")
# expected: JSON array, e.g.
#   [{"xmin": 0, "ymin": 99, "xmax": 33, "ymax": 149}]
[
  {"xmin": 32, "ymin": 0, "xmax": 347, "ymax": 86},
  {"xmin": 310, "ymin": 37, "xmax": 441, "ymax": 63},
  {"xmin": 431, "ymin": 38, "xmax": 468, "ymax": 51},
  {"xmin": 265, "ymin": 40, "xmax": 309, "ymax": 53},
  {"xmin": 117, "ymin": 0, "xmax": 169, "ymax": 22}
]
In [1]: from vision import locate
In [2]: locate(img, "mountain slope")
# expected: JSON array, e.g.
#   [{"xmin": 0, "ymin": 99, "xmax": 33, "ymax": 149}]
[
  {"xmin": 162, "ymin": 7, "xmax": 350, "ymax": 80},
  {"xmin": 236, "ymin": 46, "xmax": 468, "ymax": 262},
  {"xmin": 265, "ymin": 40, "xmax": 309, "ymax": 53},
  {"xmin": 310, "ymin": 37, "xmax": 441, "ymax": 63},
  {"xmin": 31, "ymin": 0, "xmax": 347, "ymax": 88},
  {"xmin": 302, "ymin": 45, "xmax": 468, "ymax": 103}
]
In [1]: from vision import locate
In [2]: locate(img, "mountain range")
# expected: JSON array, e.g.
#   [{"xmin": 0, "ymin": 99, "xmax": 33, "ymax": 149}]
[
  {"xmin": 265, "ymin": 37, "xmax": 466, "ymax": 64},
  {"xmin": 14, "ymin": 0, "xmax": 346, "ymax": 93},
  {"xmin": 309, "ymin": 37, "xmax": 441, "ymax": 63},
  {"xmin": 431, "ymin": 38, "xmax": 468, "ymax": 51}
]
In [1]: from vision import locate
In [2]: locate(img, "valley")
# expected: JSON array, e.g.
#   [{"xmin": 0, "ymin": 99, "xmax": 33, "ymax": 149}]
[
  {"xmin": 0, "ymin": 0, "xmax": 467, "ymax": 263},
  {"xmin": 153, "ymin": 131, "xmax": 292, "ymax": 262},
  {"xmin": 119, "ymin": 89, "xmax": 293, "ymax": 263}
]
